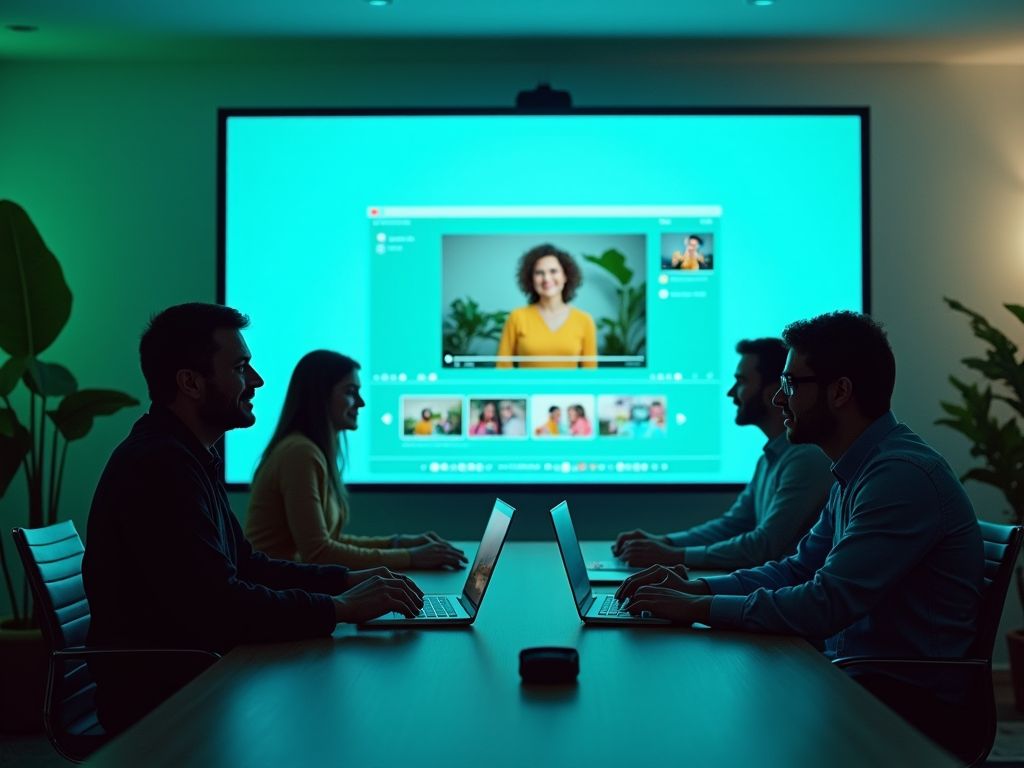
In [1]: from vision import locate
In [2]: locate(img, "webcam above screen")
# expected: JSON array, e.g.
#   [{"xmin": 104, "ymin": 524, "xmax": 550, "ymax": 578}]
[{"xmin": 219, "ymin": 108, "xmax": 867, "ymax": 489}]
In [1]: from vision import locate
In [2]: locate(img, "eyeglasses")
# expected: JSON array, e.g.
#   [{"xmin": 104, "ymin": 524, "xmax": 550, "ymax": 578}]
[{"xmin": 779, "ymin": 374, "xmax": 825, "ymax": 397}]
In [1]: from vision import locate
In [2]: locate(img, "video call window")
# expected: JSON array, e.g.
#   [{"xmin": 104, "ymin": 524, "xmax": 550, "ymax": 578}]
[
  {"xmin": 467, "ymin": 398, "xmax": 528, "ymax": 438},
  {"xmin": 530, "ymin": 395, "xmax": 596, "ymax": 439},
  {"xmin": 441, "ymin": 233, "xmax": 648, "ymax": 369},
  {"xmin": 598, "ymin": 395, "xmax": 668, "ymax": 438},
  {"xmin": 661, "ymin": 233, "xmax": 714, "ymax": 271},
  {"xmin": 402, "ymin": 396, "xmax": 464, "ymax": 439}
]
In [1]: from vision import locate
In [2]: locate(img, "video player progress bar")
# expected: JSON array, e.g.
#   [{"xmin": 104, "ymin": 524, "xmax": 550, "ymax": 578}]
[{"xmin": 452, "ymin": 355, "xmax": 645, "ymax": 363}]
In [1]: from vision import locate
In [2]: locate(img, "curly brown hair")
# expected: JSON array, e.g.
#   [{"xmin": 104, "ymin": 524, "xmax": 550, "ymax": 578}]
[{"xmin": 516, "ymin": 244, "xmax": 583, "ymax": 304}]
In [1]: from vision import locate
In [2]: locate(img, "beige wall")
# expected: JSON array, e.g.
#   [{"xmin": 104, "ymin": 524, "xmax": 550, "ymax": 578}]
[{"xmin": 1, "ymin": 52, "xmax": 1022, "ymax": 657}]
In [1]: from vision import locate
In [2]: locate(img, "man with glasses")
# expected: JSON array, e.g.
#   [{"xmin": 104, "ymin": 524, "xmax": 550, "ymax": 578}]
[
  {"xmin": 616, "ymin": 311, "xmax": 983, "ymax": 756},
  {"xmin": 612, "ymin": 338, "xmax": 834, "ymax": 570}
]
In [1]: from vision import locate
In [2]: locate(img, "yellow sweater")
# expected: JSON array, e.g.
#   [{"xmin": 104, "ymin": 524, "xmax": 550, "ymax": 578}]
[
  {"xmin": 496, "ymin": 305, "xmax": 597, "ymax": 368},
  {"xmin": 245, "ymin": 433, "xmax": 412, "ymax": 568}
]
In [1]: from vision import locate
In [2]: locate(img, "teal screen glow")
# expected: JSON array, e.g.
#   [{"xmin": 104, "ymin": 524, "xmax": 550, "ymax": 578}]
[{"xmin": 223, "ymin": 112, "xmax": 864, "ymax": 486}]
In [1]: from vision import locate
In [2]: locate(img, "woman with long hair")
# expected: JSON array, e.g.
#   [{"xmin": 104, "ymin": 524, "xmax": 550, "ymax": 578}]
[{"xmin": 246, "ymin": 350, "xmax": 467, "ymax": 569}]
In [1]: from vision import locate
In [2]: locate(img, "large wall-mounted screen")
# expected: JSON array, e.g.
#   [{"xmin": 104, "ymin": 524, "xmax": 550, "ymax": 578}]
[{"xmin": 220, "ymin": 109, "xmax": 867, "ymax": 487}]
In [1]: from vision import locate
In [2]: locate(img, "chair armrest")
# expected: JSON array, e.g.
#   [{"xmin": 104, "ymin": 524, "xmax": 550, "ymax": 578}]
[
  {"xmin": 832, "ymin": 656, "xmax": 988, "ymax": 671},
  {"xmin": 53, "ymin": 647, "xmax": 221, "ymax": 662}
]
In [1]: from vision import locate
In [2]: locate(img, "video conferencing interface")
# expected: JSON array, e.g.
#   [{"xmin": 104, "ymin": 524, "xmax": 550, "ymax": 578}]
[{"xmin": 223, "ymin": 112, "xmax": 865, "ymax": 486}]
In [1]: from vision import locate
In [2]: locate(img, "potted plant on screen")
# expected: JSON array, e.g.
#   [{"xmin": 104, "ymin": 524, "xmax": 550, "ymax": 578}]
[
  {"xmin": 582, "ymin": 248, "xmax": 647, "ymax": 358},
  {"xmin": 936, "ymin": 297, "xmax": 1024, "ymax": 707},
  {"xmin": 0, "ymin": 200, "xmax": 139, "ymax": 733}
]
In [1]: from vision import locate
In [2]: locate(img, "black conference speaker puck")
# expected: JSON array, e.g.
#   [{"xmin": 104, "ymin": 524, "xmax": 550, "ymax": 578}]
[{"xmin": 519, "ymin": 647, "xmax": 579, "ymax": 684}]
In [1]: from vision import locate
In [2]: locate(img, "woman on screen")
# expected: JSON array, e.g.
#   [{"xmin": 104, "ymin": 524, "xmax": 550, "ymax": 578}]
[
  {"xmin": 496, "ymin": 244, "xmax": 598, "ymax": 369},
  {"xmin": 469, "ymin": 401, "xmax": 502, "ymax": 436},
  {"xmin": 567, "ymin": 404, "xmax": 593, "ymax": 437},
  {"xmin": 246, "ymin": 351, "xmax": 467, "ymax": 570}
]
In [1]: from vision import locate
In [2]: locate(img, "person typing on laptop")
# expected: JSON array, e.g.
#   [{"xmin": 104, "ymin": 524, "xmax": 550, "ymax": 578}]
[
  {"xmin": 615, "ymin": 312, "xmax": 984, "ymax": 754},
  {"xmin": 612, "ymin": 338, "xmax": 834, "ymax": 570},
  {"xmin": 83, "ymin": 304, "xmax": 424, "ymax": 735}
]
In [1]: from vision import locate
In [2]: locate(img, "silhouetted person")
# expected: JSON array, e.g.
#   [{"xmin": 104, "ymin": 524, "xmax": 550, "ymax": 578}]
[
  {"xmin": 83, "ymin": 303, "xmax": 423, "ymax": 734},
  {"xmin": 618, "ymin": 312, "xmax": 983, "ymax": 755},
  {"xmin": 614, "ymin": 338, "xmax": 833, "ymax": 570}
]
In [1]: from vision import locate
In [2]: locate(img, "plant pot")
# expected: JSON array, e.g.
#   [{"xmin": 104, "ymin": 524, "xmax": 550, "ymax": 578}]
[
  {"xmin": 1007, "ymin": 629, "xmax": 1024, "ymax": 711},
  {"xmin": 0, "ymin": 617, "xmax": 47, "ymax": 734}
]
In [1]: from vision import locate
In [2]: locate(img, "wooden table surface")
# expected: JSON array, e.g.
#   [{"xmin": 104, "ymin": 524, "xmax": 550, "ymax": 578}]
[{"xmin": 87, "ymin": 542, "xmax": 957, "ymax": 768}]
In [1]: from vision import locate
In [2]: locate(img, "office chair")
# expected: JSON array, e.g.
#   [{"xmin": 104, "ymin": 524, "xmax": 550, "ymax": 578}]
[
  {"xmin": 833, "ymin": 520, "xmax": 1023, "ymax": 767},
  {"xmin": 13, "ymin": 520, "xmax": 220, "ymax": 764}
]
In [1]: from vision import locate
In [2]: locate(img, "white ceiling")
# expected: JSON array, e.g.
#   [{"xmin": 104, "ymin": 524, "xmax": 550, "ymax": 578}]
[{"xmin": 2, "ymin": 0, "xmax": 1024, "ymax": 38}]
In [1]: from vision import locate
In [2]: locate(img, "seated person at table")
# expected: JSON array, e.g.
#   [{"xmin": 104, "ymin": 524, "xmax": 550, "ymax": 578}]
[
  {"xmin": 617, "ymin": 312, "xmax": 984, "ymax": 752},
  {"xmin": 613, "ymin": 338, "xmax": 833, "ymax": 570},
  {"xmin": 246, "ymin": 350, "xmax": 466, "ymax": 570},
  {"xmin": 497, "ymin": 244, "xmax": 597, "ymax": 369},
  {"xmin": 83, "ymin": 304, "xmax": 424, "ymax": 735}
]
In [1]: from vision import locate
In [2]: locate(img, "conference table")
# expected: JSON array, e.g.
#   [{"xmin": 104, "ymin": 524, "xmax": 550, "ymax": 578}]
[{"xmin": 86, "ymin": 542, "xmax": 958, "ymax": 768}]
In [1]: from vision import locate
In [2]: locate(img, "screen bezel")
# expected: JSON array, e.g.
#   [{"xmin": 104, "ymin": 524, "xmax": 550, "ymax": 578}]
[{"xmin": 217, "ymin": 106, "xmax": 870, "ymax": 493}]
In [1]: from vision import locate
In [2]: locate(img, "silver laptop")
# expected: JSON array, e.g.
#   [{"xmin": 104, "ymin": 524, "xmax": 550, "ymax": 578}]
[
  {"xmin": 550, "ymin": 501, "xmax": 670, "ymax": 626},
  {"xmin": 362, "ymin": 498, "xmax": 515, "ymax": 627}
]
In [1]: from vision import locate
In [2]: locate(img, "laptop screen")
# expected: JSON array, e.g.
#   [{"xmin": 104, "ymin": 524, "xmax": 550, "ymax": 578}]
[
  {"xmin": 462, "ymin": 499, "xmax": 515, "ymax": 609},
  {"xmin": 550, "ymin": 502, "xmax": 592, "ymax": 610}
]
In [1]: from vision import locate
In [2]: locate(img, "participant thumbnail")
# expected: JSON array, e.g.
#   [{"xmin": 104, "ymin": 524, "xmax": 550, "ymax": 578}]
[
  {"xmin": 661, "ymin": 233, "xmax": 714, "ymax": 271},
  {"xmin": 530, "ymin": 395, "xmax": 596, "ymax": 438},
  {"xmin": 441, "ymin": 233, "xmax": 647, "ymax": 368},
  {"xmin": 598, "ymin": 395, "xmax": 668, "ymax": 438},
  {"xmin": 401, "ymin": 396, "xmax": 463, "ymax": 438},
  {"xmin": 467, "ymin": 398, "xmax": 528, "ymax": 438}
]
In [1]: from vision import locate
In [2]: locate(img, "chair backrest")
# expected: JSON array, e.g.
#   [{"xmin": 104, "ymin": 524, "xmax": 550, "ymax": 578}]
[
  {"xmin": 12, "ymin": 521, "xmax": 91, "ymax": 652},
  {"xmin": 970, "ymin": 520, "xmax": 1024, "ymax": 660}
]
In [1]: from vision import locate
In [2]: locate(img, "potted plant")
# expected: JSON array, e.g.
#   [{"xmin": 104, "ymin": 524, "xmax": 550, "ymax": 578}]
[
  {"xmin": 442, "ymin": 297, "xmax": 509, "ymax": 359},
  {"xmin": 582, "ymin": 248, "xmax": 647, "ymax": 358},
  {"xmin": 936, "ymin": 297, "xmax": 1024, "ymax": 707},
  {"xmin": 0, "ymin": 200, "xmax": 139, "ymax": 732}
]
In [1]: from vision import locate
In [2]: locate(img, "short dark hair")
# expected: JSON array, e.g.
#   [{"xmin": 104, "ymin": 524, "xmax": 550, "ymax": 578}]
[
  {"xmin": 688, "ymin": 235, "xmax": 703, "ymax": 245},
  {"xmin": 781, "ymin": 311, "xmax": 896, "ymax": 419},
  {"xmin": 140, "ymin": 303, "xmax": 250, "ymax": 405},
  {"xmin": 516, "ymin": 244, "xmax": 583, "ymax": 304},
  {"xmin": 735, "ymin": 338, "xmax": 788, "ymax": 385},
  {"xmin": 549, "ymin": 405, "xmax": 560, "ymax": 414}
]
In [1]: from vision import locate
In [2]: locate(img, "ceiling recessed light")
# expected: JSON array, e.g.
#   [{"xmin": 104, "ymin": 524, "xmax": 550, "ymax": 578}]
[
  {"xmin": 747, "ymin": 0, "xmax": 774, "ymax": 5},
  {"xmin": 365, "ymin": 0, "xmax": 392, "ymax": 5},
  {"xmin": 6, "ymin": 24, "xmax": 38, "ymax": 32}
]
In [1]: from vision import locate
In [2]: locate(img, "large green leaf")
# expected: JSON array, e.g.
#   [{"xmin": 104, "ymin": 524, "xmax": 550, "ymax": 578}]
[
  {"xmin": 22, "ymin": 359, "xmax": 77, "ymax": 397},
  {"xmin": 47, "ymin": 389, "xmax": 140, "ymax": 441},
  {"xmin": 0, "ymin": 355, "xmax": 25, "ymax": 396},
  {"xmin": 0, "ymin": 407, "xmax": 16, "ymax": 438},
  {"xmin": 0, "ymin": 201, "xmax": 73, "ymax": 358},
  {"xmin": 583, "ymin": 249, "xmax": 633, "ymax": 286},
  {"xmin": 0, "ymin": 420, "xmax": 30, "ymax": 498}
]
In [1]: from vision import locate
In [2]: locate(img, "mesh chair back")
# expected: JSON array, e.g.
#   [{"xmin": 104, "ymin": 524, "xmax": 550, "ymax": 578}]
[
  {"xmin": 13, "ymin": 521, "xmax": 104, "ymax": 746},
  {"xmin": 970, "ymin": 520, "xmax": 1024, "ymax": 660}
]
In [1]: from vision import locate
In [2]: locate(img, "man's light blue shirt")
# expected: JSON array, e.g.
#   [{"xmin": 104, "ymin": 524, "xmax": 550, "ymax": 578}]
[
  {"xmin": 705, "ymin": 411, "xmax": 984, "ymax": 660},
  {"xmin": 668, "ymin": 432, "xmax": 834, "ymax": 569}
]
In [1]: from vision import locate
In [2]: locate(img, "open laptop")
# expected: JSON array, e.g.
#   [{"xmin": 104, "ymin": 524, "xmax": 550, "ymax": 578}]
[
  {"xmin": 362, "ymin": 498, "xmax": 515, "ymax": 627},
  {"xmin": 549, "ymin": 501, "xmax": 670, "ymax": 626}
]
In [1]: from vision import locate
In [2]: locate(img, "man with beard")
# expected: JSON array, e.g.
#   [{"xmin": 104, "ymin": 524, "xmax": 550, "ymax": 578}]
[
  {"xmin": 83, "ymin": 303, "xmax": 424, "ymax": 734},
  {"xmin": 616, "ymin": 312, "xmax": 983, "ymax": 755},
  {"xmin": 612, "ymin": 338, "xmax": 833, "ymax": 570}
]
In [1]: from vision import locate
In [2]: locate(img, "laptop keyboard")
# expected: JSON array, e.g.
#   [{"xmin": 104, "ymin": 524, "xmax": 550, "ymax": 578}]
[
  {"xmin": 597, "ymin": 596, "xmax": 633, "ymax": 617},
  {"xmin": 418, "ymin": 596, "xmax": 458, "ymax": 619}
]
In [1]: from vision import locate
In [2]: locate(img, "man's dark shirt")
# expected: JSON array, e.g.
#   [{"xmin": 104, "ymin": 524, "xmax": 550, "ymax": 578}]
[{"xmin": 83, "ymin": 406, "xmax": 349, "ymax": 730}]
